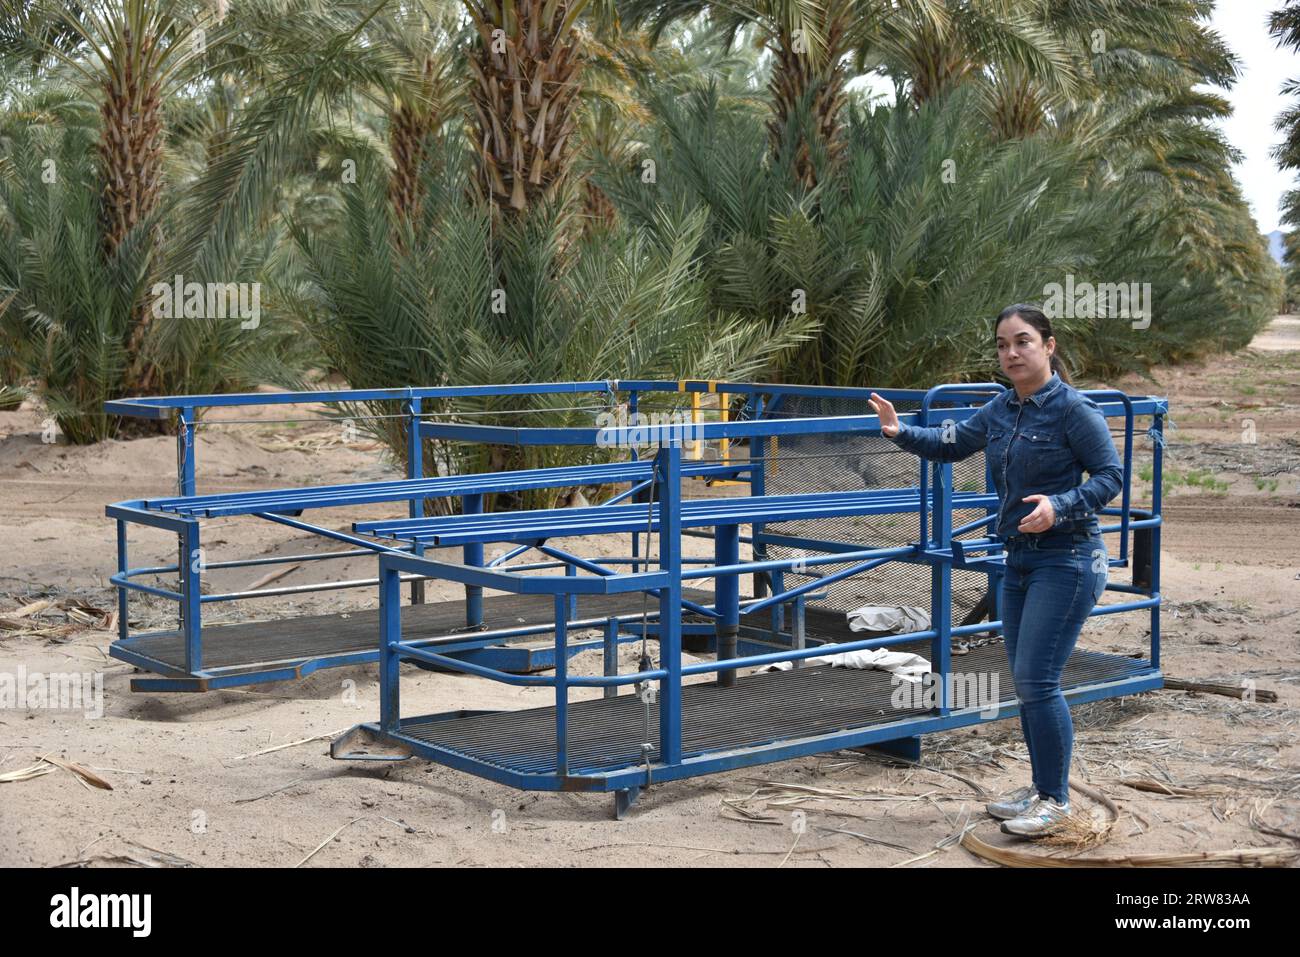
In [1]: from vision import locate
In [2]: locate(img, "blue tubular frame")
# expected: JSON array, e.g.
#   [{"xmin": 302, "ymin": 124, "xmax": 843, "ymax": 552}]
[
  {"xmin": 323, "ymin": 382, "xmax": 1166, "ymax": 812},
  {"xmin": 107, "ymin": 442, "xmax": 743, "ymax": 689},
  {"xmin": 105, "ymin": 380, "xmax": 1166, "ymax": 717}
]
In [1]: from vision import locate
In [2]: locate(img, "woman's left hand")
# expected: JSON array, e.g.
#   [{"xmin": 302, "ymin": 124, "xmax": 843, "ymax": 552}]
[{"xmin": 1018, "ymin": 494, "xmax": 1056, "ymax": 533}]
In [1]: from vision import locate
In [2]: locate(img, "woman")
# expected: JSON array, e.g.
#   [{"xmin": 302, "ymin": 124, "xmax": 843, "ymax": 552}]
[{"xmin": 867, "ymin": 304, "xmax": 1122, "ymax": 837}]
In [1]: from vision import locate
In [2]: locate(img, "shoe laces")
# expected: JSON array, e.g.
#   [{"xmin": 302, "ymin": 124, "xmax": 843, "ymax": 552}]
[{"xmin": 1028, "ymin": 796, "xmax": 1069, "ymax": 816}]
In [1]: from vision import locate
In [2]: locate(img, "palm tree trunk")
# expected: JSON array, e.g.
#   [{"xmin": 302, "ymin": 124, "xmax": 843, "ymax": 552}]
[
  {"xmin": 768, "ymin": 4, "xmax": 852, "ymax": 188},
  {"xmin": 466, "ymin": 0, "xmax": 585, "ymax": 215},
  {"xmin": 388, "ymin": 55, "xmax": 440, "ymax": 232},
  {"xmin": 988, "ymin": 65, "xmax": 1046, "ymax": 140},
  {"xmin": 907, "ymin": 27, "xmax": 975, "ymax": 105},
  {"xmin": 98, "ymin": 23, "xmax": 165, "ymax": 394}
]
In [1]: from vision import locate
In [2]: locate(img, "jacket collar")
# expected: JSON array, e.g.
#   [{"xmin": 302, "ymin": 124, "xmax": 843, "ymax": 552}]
[{"xmin": 1008, "ymin": 371, "xmax": 1063, "ymax": 407}]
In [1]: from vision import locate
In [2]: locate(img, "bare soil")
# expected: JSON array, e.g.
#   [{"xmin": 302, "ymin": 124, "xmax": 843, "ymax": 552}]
[{"xmin": 1, "ymin": 331, "xmax": 1297, "ymax": 868}]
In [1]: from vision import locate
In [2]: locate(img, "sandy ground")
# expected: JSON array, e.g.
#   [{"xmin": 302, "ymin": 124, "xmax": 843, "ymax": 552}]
[{"xmin": 1, "ymin": 328, "xmax": 1298, "ymax": 868}]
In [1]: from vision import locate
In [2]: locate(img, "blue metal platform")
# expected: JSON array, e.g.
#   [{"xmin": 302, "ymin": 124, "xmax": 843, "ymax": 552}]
[
  {"xmin": 341, "ymin": 641, "xmax": 1157, "ymax": 789},
  {"xmin": 103, "ymin": 379, "xmax": 1167, "ymax": 816}
]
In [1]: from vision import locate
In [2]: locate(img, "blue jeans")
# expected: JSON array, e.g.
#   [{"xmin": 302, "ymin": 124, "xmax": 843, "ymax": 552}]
[{"xmin": 999, "ymin": 529, "xmax": 1108, "ymax": 804}]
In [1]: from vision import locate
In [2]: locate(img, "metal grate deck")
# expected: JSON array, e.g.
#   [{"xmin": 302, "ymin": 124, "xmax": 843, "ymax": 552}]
[
  {"xmin": 399, "ymin": 640, "xmax": 1153, "ymax": 776},
  {"xmin": 122, "ymin": 588, "xmax": 716, "ymax": 675}
]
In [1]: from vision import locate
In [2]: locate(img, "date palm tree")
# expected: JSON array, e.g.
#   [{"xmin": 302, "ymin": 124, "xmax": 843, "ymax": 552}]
[
  {"xmin": 0, "ymin": 0, "xmax": 411, "ymax": 435},
  {"xmin": 1271, "ymin": 0, "xmax": 1300, "ymax": 300},
  {"xmin": 620, "ymin": 0, "xmax": 845, "ymax": 186},
  {"xmin": 285, "ymin": 135, "xmax": 814, "ymax": 506},
  {"xmin": 622, "ymin": 1, "xmax": 1079, "ymax": 185}
]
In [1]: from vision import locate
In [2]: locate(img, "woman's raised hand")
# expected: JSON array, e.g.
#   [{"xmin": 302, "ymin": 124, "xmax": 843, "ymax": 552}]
[{"xmin": 868, "ymin": 393, "xmax": 900, "ymax": 438}]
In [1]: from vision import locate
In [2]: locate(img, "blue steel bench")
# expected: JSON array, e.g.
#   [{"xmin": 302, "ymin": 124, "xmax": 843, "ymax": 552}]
[
  {"xmin": 138, "ymin": 460, "xmax": 743, "ymax": 518},
  {"xmin": 108, "ymin": 457, "xmax": 743, "ymax": 691}
]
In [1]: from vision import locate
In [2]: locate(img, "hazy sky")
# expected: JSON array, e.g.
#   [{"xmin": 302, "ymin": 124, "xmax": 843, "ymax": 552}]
[{"xmin": 1212, "ymin": 1, "xmax": 1293, "ymax": 234}]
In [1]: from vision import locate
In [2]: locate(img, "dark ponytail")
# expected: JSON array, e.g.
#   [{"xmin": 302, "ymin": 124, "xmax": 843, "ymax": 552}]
[{"xmin": 995, "ymin": 303, "xmax": 1071, "ymax": 384}]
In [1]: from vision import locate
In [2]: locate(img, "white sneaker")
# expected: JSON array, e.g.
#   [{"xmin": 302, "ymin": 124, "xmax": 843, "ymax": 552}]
[
  {"xmin": 1000, "ymin": 796, "xmax": 1072, "ymax": 836},
  {"xmin": 985, "ymin": 784, "xmax": 1038, "ymax": 820}
]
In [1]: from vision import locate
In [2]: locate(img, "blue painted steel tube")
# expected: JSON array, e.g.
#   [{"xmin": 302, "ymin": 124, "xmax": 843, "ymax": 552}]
[
  {"xmin": 106, "ymin": 380, "xmax": 616, "ymax": 417},
  {"xmin": 181, "ymin": 520, "xmax": 202, "ymax": 673},
  {"xmin": 360, "ymin": 486, "xmax": 993, "ymax": 536},
  {"xmin": 108, "ymin": 575, "xmax": 184, "ymax": 602},
  {"xmin": 105, "ymin": 502, "xmax": 192, "ymax": 532},
  {"xmin": 1081, "ymin": 389, "xmax": 1134, "ymax": 563},
  {"xmin": 791, "ymin": 594, "xmax": 806, "ymax": 669},
  {"xmin": 198, "ymin": 547, "xmax": 400, "ymax": 570},
  {"xmin": 379, "ymin": 587, "xmax": 1154, "ymax": 691},
  {"xmin": 751, "ymin": 395, "xmax": 768, "ymax": 601},
  {"xmin": 768, "ymin": 410, "xmax": 786, "ymax": 641},
  {"xmin": 678, "ymin": 629, "xmax": 942, "ymax": 675},
  {"xmin": 931, "ymin": 460, "xmax": 953, "ymax": 715},
  {"xmin": 1083, "ymin": 597, "xmax": 1160, "ymax": 617},
  {"xmin": 145, "ymin": 461, "xmax": 744, "ymax": 518},
  {"xmin": 115, "ymin": 520, "xmax": 129, "ymax": 642},
  {"xmin": 1151, "ymin": 414, "xmax": 1164, "ymax": 671},
  {"xmin": 565, "ymin": 563, "xmax": 577, "ymax": 619},
  {"xmin": 714, "ymin": 524, "xmax": 741, "ymax": 687},
  {"xmin": 258, "ymin": 511, "xmax": 408, "ymax": 555},
  {"xmin": 480, "ymin": 470, "xmax": 709, "ymax": 570},
  {"xmin": 423, "ymin": 412, "xmax": 940, "ymax": 447},
  {"xmin": 176, "ymin": 407, "xmax": 197, "ymax": 666},
  {"xmin": 528, "ymin": 555, "xmax": 717, "ymax": 567},
  {"xmin": 463, "ymin": 494, "xmax": 484, "ymax": 627},
  {"xmin": 604, "ymin": 477, "xmax": 653, "ymax": 507},
  {"xmin": 675, "ymin": 599, "xmax": 1153, "ymax": 675},
  {"xmin": 555, "ymin": 593, "xmax": 569, "ymax": 775},
  {"xmin": 393, "ymin": 643, "xmax": 563, "ymax": 682},
  {"xmin": 377, "ymin": 550, "xmax": 671, "ymax": 594},
  {"xmin": 657, "ymin": 444, "xmax": 683, "ymax": 764},
  {"xmin": 108, "ymin": 381, "xmax": 1161, "ymax": 421},
  {"xmin": 604, "ymin": 616, "xmax": 619, "ymax": 699},
  {"xmin": 489, "ymin": 543, "xmax": 533, "ymax": 567},
  {"xmin": 360, "ymin": 488, "xmax": 997, "ymax": 545},
  {"xmin": 408, "ymin": 396, "xmax": 425, "ymax": 605},
  {"xmin": 685, "ymin": 544, "xmax": 917, "ymax": 580},
  {"xmin": 394, "ymin": 641, "xmax": 668, "ymax": 687},
  {"xmin": 177, "ymin": 406, "xmax": 196, "ymax": 497},
  {"xmin": 917, "ymin": 383, "xmax": 1004, "ymax": 550},
  {"xmin": 740, "ymin": 554, "xmax": 900, "ymax": 616},
  {"xmin": 536, "ymin": 544, "xmax": 719, "ymax": 619},
  {"xmin": 198, "ymin": 573, "xmax": 424, "ymax": 602},
  {"xmin": 120, "ymin": 547, "xmax": 421, "ymax": 587},
  {"xmin": 629, "ymin": 390, "xmax": 642, "ymax": 574},
  {"xmin": 952, "ymin": 513, "xmax": 997, "ymax": 537},
  {"xmin": 379, "ymin": 562, "xmax": 402, "ymax": 733}
]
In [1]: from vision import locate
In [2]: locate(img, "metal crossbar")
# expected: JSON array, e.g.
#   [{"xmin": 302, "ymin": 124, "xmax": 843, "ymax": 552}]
[
  {"xmin": 356, "ymin": 489, "xmax": 1000, "ymax": 545},
  {"xmin": 143, "ymin": 459, "xmax": 747, "ymax": 518}
]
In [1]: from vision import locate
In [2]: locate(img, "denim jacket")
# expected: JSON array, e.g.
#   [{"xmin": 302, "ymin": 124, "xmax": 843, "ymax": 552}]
[{"xmin": 887, "ymin": 373, "xmax": 1123, "ymax": 541}]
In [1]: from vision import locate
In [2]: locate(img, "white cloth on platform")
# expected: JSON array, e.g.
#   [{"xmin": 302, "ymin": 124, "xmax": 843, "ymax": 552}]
[{"xmin": 846, "ymin": 604, "xmax": 930, "ymax": 634}]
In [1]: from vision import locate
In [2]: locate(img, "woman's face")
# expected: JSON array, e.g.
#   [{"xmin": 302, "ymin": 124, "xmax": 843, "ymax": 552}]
[{"xmin": 996, "ymin": 314, "xmax": 1054, "ymax": 389}]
